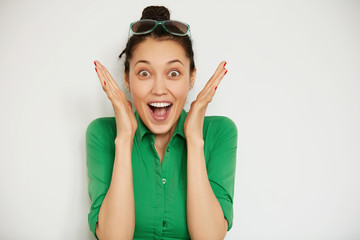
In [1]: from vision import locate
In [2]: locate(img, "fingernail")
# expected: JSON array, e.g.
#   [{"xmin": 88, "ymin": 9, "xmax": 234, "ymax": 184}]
[
  {"xmin": 94, "ymin": 61, "xmax": 96, "ymax": 66},
  {"xmin": 225, "ymin": 70, "xmax": 228, "ymax": 75},
  {"xmin": 215, "ymin": 86, "xmax": 217, "ymax": 90},
  {"xmin": 224, "ymin": 61, "xmax": 227, "ymax": 67},
  {"xmin": 95, "ymin": 67, "xmax": 97, "ymax": 73},
  {"xmin": 104, "ymin": 81, "xmax": 106, "ymax": 86}
]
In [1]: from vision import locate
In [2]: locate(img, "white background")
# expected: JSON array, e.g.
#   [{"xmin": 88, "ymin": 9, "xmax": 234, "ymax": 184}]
[{"xmin": 0, "ymin": 0, "xmax": 359, "ymax": 239}]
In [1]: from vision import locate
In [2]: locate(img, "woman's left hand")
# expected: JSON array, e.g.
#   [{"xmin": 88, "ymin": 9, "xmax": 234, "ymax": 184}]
[{"xmin": 184, "ymin": 61, "xmax": 228, "ymax": 141}]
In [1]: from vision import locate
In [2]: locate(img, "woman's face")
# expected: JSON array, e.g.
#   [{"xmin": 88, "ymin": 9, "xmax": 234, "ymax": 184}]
[{"xmin": 125, "ymin": 38, "xmax": 196, "ymax": 136}]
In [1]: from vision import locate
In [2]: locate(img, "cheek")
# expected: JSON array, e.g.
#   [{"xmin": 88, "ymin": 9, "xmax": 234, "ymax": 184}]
[
  {"xmin": 169, "ymin": 81, "xmax": 189, "ymax": 101},
  {"xmin": 129, "ymin": 77, "xmax": 190, "ymax": 104},
  {"xmin": 129, "ymin": 80, "xmax": 148, "ymax": 104}
]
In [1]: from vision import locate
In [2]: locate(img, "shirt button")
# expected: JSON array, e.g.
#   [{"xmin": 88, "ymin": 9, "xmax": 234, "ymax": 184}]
[
  {"xmin": 163, "ymin": 220, "xmax": 166, "ymax": 227},
  {"xmin": 162, "ymin": 178, "xmax": 166, "ymax": 184},
  {"xmin": 166, "ymin": 147, "xmax": 170, "ymax": 152}
]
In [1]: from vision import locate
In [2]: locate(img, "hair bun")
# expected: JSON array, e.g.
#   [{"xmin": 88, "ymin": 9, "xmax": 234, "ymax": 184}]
[{"xmin": 141, "ymin": 6, "xmax": 170, "ymax": 21}]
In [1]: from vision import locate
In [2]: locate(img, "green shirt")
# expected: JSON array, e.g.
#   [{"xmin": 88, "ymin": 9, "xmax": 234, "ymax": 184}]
[{"xmin": 86, "ymin": 109, "xmax": 238, "ymax": 240}]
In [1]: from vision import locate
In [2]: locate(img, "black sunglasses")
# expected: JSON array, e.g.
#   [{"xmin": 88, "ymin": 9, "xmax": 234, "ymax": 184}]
[{"xmin": 128, "ymin": 19, "xmax": 191, "ymax": 38}]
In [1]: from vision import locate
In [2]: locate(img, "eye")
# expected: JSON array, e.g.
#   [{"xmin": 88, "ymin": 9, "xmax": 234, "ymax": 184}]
[
  {"xmin": 168, "ymin": 70, "xmax": 180, "ymax": 78},
  {"xmin": 139, "ymin": 70, "xmax": 150, "ymax": 77}
]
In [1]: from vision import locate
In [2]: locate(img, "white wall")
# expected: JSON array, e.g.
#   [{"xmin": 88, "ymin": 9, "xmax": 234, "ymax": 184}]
[{"xmin": 0, "ymin": 0, "xmax": 359, "ymax": 239}]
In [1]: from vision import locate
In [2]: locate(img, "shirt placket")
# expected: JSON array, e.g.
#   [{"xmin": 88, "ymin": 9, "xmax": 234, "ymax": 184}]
[
  {"xmin": 151, "ymin": 135, "xmax": 170, "ymax": 239},
  {"xmin": 161, "ymin": 144, "xmax": 171, "ymax": 233}
]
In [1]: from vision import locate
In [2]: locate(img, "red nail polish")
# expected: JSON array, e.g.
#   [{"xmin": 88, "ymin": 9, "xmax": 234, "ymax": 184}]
[
  {"xmin": 225, "ymin": 70, "xmax": 228, "ymax": 75},
  {"xmin": 104, "ymin": 81, "xmax": 106, "ymax": 86},
  {"xmin": 95, "ymin": 67, "xmax": 97, "ymax": 73},
  {"xmin": 94, "ymin": 61, "xmax": 96, "ymax": 66},
  {"xmin": 224, "ymin": 61, "xmax": 227, "ymax": 67},
  {"xmin": 215, "ymin": 86, "xmax": 217, "ymax": 90}
]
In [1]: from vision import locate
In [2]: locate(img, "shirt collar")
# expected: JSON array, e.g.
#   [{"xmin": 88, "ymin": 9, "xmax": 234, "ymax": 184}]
[
  {"xmin": 134, "ymin": 109, "xmax": 188, "ymax": 142},
  {"xmin": 172, "ymin": 109, "xmax": 187, "ymax": 139},
  {"xmin": 134, "ymin": 110, "xmax": 151, "ymax": 142}
]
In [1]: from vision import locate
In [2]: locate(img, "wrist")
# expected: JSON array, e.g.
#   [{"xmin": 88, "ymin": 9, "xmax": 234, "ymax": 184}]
[
  {"xmin": 115, "ymin": 136, "xmax": 134, "ymax": 146},
  {"xmin": 186, "ymin": 136, "xmax": 204, "ymax": 148}
]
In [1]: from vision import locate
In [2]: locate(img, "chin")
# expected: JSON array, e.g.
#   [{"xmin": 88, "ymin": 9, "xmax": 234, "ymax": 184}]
[{"xmin": 148, "ymin": 124, "xmax": 173, "ymax": 135}]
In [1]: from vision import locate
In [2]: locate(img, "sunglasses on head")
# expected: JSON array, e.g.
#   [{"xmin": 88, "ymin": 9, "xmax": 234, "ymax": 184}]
[{"xmin": 128, "ymin": 19, "xmax": 191, "ymax": 38}]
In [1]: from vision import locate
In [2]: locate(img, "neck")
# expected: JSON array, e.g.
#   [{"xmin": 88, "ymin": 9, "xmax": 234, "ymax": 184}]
[{"xmin": 154, "ymin": 122, "xmax": 177, "ymax": 149}]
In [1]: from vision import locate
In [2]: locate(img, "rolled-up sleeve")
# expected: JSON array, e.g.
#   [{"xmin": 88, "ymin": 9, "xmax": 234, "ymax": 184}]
[
  {"xmin": 86, "ymin": 118, "xmax": 115, "ymax": 239},
  {"xmin": 206, "ymin": 117, "xmax": 238, "ymax": 231}
]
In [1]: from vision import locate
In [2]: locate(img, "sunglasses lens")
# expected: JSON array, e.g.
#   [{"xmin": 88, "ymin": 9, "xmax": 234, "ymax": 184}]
[
  {"xmin": 132, "ymin": 20, "xmax": 157, "ymax": 33},
  {"xmin": 164, "ymin": 21, "xmax": 189, "ymax": 35}
]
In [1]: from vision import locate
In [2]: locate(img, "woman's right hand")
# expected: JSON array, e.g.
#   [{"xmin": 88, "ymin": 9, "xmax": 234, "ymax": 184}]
[{"xmin": 94, "ymin": 60, "xmax": 137, "ymax": 139}]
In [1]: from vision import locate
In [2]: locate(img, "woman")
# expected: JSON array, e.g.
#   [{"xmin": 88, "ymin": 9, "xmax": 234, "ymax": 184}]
[{"xmin": 86, "ymin": 5, "xmax": 237, "ymax": 240}]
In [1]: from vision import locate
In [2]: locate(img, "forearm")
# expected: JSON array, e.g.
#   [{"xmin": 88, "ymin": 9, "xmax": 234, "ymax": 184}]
[
  {"xmin": 186, "ymin": 138, "xmax": 227, "ymax": 240},
  {"xmin": 96, "ymin": 137, "xmax": 135, "ymax": 240}
]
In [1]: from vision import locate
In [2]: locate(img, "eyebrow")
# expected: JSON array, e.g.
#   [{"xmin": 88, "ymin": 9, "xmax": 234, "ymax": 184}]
[
  {"xmin": 134, "ymin": 59, "xmax": 184, "ymax": 67},
  {"xmin": 134, "ymin": 60, "xmax": 150, "ymax": 67},
  {"xmin": 167, "ymin": 59, "xmax": 184, "ymax": 66}
]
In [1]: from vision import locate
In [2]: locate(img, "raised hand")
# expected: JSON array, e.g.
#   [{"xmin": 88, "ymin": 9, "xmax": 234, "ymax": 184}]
[
  {"xmin": 184, "ymin": 61, "xmax": 227, "ymax": 141},
  {"xmin": 94, "ymin": 60, "xmax": 137, "ymax": 139}
]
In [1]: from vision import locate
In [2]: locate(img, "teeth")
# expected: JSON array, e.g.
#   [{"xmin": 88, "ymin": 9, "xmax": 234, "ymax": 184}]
[{"xmin": 149, "ymin": 102, "xmax": 172, "ymax": 107}]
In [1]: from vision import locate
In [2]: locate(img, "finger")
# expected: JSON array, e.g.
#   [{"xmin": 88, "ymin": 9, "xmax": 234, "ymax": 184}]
[
  {"xmin": 209, "ymin": 61, "xmax": 226, "ymax": 83},
  {"xmin": 95, "ymin": 64, "xmax": 108, "ymax": 88},
  {"xmin": 198, "ymin": 67, "xmax": 227, "ymax": 104},
  {"xmin": 212, "ymin": 67, "xmax": 227, "ymax": 90},
  {"xmin": 95, "ymin": 61, "xmax": 114, "ymax": 88},
  {"xmin": 95, "ymin": 62, "xmax": 123, "ymax": 98},
  {"xmin": 100, "ymin": 63, "xmax": 121, "ymax": 92},
  {"xmin": 212, "ymin": 60, "xmax": 227, "ymax": 81},
  {"xmin": 95, "ymin": 61, "xmax": 120, "ymax": 91},
  {"xmin": 202, "ymin": 61, "xmax": 227, "ymax": 92}
]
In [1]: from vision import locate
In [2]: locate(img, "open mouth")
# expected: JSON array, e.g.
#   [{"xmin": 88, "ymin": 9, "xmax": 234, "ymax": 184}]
[{"xmin": 148, "ymin": 102, "xmax": 173, "ymax": 121}]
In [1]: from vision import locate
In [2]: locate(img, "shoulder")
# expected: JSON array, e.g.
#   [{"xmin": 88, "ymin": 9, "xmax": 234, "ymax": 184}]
[
  {"xmin": 202, "ymin": 115, "xmax": 238, "ymax": 149},
  {"xmin": 203, "ymin": 115, "xmax": 238, "ymax": 136},
  {"xmin": 86, "ymin": 117, "xmax": 117, "ymax": 143}
]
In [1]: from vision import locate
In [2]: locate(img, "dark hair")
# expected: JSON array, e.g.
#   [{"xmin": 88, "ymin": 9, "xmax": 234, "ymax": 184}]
[{"xmin": 119, "ymin": 6, "xmax": 195, "ymax": 75}]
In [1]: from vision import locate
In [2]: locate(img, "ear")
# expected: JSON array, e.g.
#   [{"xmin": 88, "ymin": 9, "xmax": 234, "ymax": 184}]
[
  {"xmin": 189, "ymin": 67, "xmax": 196, "ymax": 90},
  {"xmin": 124, "ymin": 71, "xmax": 130, "ymax": 92}
]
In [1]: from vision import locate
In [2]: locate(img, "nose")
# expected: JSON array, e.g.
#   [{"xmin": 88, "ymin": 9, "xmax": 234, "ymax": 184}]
[{"xmin": 151, "ymin": 74, "xmax": 167, "ymax": 95}]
